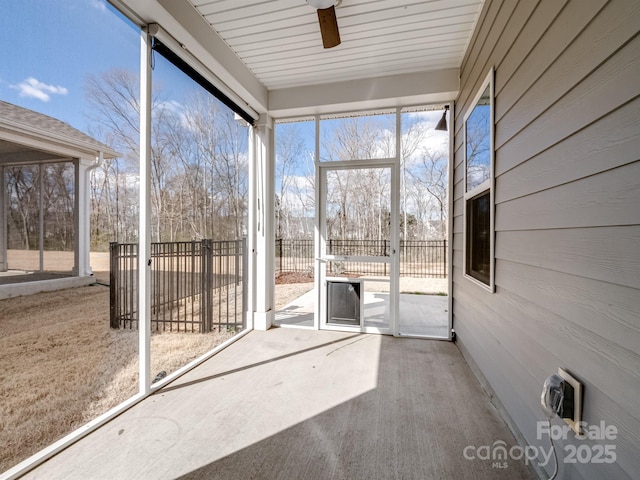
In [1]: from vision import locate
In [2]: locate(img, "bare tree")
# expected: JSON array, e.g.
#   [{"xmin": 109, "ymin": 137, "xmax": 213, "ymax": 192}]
[
  {"xmin": 180, "ymin": 91, "xmax": 249, "ymax": 240},
  {"xmin": 6, "ymin": 166, "xmax": 37, "ymax": 249},
  {"xmin": 85, "ymin": 71, "xmax": 252, "ymax": 244},
  {"xmin": 400, "ymin": 118, "xmax": 430, "ymax": 243},
  {"xmin": 211, "ymin": 108, "xmax": 249, "ymax": 239},
  {"xmin": 408, "ymin": 147, "xmax": 448, "ymax": 238},
  {"xmin": 275, "ymin": 123, "xmax": 305, "ymax": 239},
  {"xmin": 273, "ymin": 113, "xmax": 448, "ymax": 244},
  {"xmin": 85, "ymin": 69, "xmax": 141, "ymax": 244},
  {"xmin": 5, "ymin": 163, "xmax": 76, "ymax": 251},
  {"xmin": 85, "ymin": 68, "xmax": 183, "ymax": 243},
  {"xmin": 322, "ymin": 116, "xmax": 402, "ymax": 242},
  {"xmin": 465, "ymin": 104, "xmax": 491, "ymax": 189}
]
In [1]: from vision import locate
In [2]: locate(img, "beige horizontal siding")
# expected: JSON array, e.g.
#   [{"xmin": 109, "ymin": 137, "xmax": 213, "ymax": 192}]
[{"xmin": 452, "ymin": 0, "xmax": 640, "ymax": 478}]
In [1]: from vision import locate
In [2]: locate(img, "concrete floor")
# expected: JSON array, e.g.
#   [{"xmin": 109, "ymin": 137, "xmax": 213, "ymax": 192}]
[
  {"xmin": 275, "ymin": 290, "xmax": 450, "ymax": 339},
  {"xmin": 23, "ymin": 329, "xmax": 537, "ymax": 480},
  {"xmin": 0, "ymin": 270, "xmax": 71, "ymax": 285}
]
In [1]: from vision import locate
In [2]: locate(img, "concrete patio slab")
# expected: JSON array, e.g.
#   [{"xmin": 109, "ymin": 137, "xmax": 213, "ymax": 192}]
[
  {"xmin": 275, "ymin": 289, "xmax": 450, "ymax": 338},
  {"xmin": 21, "ymin": 328, "xmax": 537, "ymax": 480}
]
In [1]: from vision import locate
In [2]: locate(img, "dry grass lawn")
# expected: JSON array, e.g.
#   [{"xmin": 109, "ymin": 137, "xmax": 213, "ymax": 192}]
[
  {"xmin": 0, "ymin": 259, "xmax": 314, "ymax": 474},
  {"xmin": 0, "ymin": 282, "xmax": 235, "ymax": 473}
]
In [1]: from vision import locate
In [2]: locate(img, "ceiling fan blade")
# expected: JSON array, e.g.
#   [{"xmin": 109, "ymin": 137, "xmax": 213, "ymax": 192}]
[{"xmin": 317, "ymin": 5, "xmax": 341, "ymax": 48}]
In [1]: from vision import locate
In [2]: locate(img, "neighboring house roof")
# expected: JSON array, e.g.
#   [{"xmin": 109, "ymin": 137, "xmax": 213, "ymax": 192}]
[{"xmin": 0, "ymin": 100, "xmax": 120, "ymax": 163}]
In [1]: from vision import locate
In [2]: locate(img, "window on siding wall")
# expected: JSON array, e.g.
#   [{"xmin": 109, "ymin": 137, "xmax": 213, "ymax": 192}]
[
  {"xmin": 464, "ymin": 69, "xmax": 494, "ymax": 290},
  {"xmin": 466, "ymin": 191, "xmax": 490, "ymax": 284}
]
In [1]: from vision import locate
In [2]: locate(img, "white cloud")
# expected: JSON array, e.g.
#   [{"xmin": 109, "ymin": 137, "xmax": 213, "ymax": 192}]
[
  {"xmin": 91, "ymin": 0, "xmax": 108, "ymax": 13},
  {"xmin": 402, "ymin": 121, "xmax": 449, "ymax": 167},
  {"xmin": 158, "ymin": 100, "xmax": 194, "ymax": 129},
  {"xmin": 158, "ymin": 100, "xmax": 183, "ymax": 113},
  {"xmin": 12, "ymin": 77, "xmax": 68, "ymax": 102}
]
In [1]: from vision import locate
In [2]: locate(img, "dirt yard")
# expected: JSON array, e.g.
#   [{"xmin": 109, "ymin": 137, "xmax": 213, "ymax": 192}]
[
  {"xmin": 0, "ymin": 253, "xmax": 315, "ymax": 473},
  {"xmin": 274, "ymin": 271, "xmax": 314, "ymax": 310}
]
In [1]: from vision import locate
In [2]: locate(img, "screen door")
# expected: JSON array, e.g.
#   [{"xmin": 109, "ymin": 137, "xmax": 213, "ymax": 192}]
[{"xmin": 317, "ymin": 162, "xmax": 399, "ymax": 334}]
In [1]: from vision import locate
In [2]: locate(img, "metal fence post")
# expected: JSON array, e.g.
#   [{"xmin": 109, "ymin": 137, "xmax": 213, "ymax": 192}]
[
  {"xmin": 204, "ymin": 239, "xmax": 213, "ymax": 333},
  {"xmin": 131, "ymin": 243, "xmax": 138, "ymax": 330},
  {"xmin": 443, "ymin": 239, "xmax": 447, "ymax": 277},
  {"xmin": 109, "ymin": 242, "xmax": 119, "ymax": 329},
  {"xmin": 278, "ymin": 238, "xmax": 284, "ymax": 273}
]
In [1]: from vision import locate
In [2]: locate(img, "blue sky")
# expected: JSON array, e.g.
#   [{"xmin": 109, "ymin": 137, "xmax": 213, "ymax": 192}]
[
  {"xmin": 1, "ymin": 0, "xmax": 448, "ymax": 226},
  {"xmin": 0, "ymin": 0, "xmax": 198, "ymax": 136},
  {"xmin": 1, "ymin": 0, "xmax": 140, "ymax": 132},
  {"xmin": 1, "ymin": 1, "xmax": 447, "ymax": 163}
]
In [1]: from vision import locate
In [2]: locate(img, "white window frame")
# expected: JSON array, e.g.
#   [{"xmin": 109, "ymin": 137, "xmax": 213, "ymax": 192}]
[{"xmin": 463, "ymin": 68, "xmax": 495, "ymax": 292}]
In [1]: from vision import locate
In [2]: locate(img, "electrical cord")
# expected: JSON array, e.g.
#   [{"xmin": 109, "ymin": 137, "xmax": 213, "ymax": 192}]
[{"xmin": 545, "ymin": 417, "xmax": 559, "ymax": 480}]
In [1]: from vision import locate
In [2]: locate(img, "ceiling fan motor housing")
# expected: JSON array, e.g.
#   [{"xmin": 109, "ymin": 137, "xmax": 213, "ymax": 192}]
[{"xmin": 307, "ymin": 0, "xmax": 339, "ymax": 9}]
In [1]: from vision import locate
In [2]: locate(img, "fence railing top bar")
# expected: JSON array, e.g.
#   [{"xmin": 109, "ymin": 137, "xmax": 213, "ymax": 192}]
[
  {"xmin": 276, "ymin": 238, "xmax": 446, "ymax": 243},
  {"xmin": 110, "ymin": 239, "xmax": 243, "ymax": 248}
]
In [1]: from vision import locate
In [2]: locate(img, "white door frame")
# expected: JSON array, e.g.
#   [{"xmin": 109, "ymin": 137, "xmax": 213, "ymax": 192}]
[
  {"xmin": 308, "ymin": 106, "xmax": 452, "ymax": 340},
  {"xmin": 314, "ymin": 159, "xmax": 400, "ymax": 334}
]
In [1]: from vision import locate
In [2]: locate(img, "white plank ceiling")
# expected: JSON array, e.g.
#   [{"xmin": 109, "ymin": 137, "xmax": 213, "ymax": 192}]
[{"xmin": 188, "ymin": 0, "xmax": 484, "ymax": 91}]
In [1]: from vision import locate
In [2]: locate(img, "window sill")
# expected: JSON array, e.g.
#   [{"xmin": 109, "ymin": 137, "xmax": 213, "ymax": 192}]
[{"xmin": 463, "ymin": 272, "xmax": 494, "ymax": 293}]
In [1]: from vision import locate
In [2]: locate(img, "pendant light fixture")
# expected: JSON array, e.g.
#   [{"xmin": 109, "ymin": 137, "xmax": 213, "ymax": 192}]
[{"xmin": 435, "ymin": 105, "xmax": 449, "ymax": 131}]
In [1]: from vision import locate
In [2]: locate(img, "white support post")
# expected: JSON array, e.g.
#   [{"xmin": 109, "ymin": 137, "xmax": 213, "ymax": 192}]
[
  {"xmin": 313, "ymin": 115, "xmax": 321, "ymax": 330},
  {"xmin": 39, "ymin": 163, "xmax": 44, "ymax": 272},
  {"xmin": 138, "ymin": 27, "xmax": 153, "ymax": 395},
  {"xmin": 74, "ymin": 157, "xmax": 99, "ymax": 277},
  {"xmin": 253, "ymin": 114, "xmax": 274, "ymax": 331},
  {"xmin": 73, "ymin": 159, "xmax": 80, "ymax": 276},
  {"xmin": 0, "ymin": 166, "xmax": 6, "ymax": 272},
  {"xmin": 246, "ymin": 127, "xmax": 256, "ymax": 330},
  {"xmin": 447, "ymin": 101, "xmax": 455, "ymax": 340},
  {"xmin": 391, "ymin": 108, "xmax": 402, "ymax": 336}
]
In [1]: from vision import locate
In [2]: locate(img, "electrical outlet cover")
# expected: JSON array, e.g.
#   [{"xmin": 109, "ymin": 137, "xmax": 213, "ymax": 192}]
[{"xmin": 558, "ymin": 368, "xmax": 582, "ymax": 435}]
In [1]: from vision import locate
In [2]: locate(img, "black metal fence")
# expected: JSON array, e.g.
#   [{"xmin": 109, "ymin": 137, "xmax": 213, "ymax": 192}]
[
  {"xmin": 276, "ymin": 239, "xmax": 314, "ymax": 274},
  {"xmin": 110, "ymin": 239, "xmax": 246, "ymax": 333},
  {"xmin": 275, "ymin": 239, "xmax": 447, "ymax": 278}
]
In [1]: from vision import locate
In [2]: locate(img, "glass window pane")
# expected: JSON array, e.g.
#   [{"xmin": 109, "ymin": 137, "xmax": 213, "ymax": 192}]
[
  {"xmin": 466, "ymin": 191, "xmax": 490, "ymax": 285},
  {"xmin": 149, "ymin": 51, "xmax": 249, "ymax": 381},
  {"xmin": 274, "ymin": 120, "xmax": 316, "ymax": 240},
  {"xmin": 5, "ymin": 163, "xmax": 76, "ymax": 272},
  {"xmin": 398, "ymin": 107, "xmax": 449, "ymax": 337},
  {"xmin": 400, "ymin": 108, "xmax": 449, "ymax": 241},
  {"xmin": 325, "ymin": 167, "xmax": 391, "ymax": 247},
  {"xmin": 320, "ymin": 112, "xmax": 396, "ymax": 161},
  {"xmin": 273, "ymin": 120, "xmax": 316, "ymax": 328},
  {"xmin": 465, "ymin": 85, "xmax": 491, "ymax": 191},
  {"xmin": 0, "ymin": 0, "xmax": 140, "ymax": 471}
]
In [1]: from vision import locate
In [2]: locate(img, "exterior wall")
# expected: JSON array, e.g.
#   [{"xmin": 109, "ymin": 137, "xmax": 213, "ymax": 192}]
[{"xmin": 452, "ymin": 1, "xmax": 640, "ymax": 479}]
